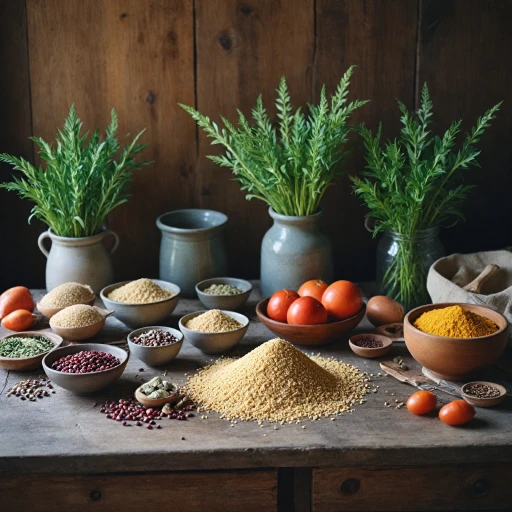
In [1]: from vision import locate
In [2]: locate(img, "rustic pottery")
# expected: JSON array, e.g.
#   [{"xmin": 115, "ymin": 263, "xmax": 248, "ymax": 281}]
[
  {"xmin": 260, "ymin": 208, "xmax": 333, "ymax": 297},
  {"xmin": 38, "ymin": 227, "xmax": 119, "ymax": 293},
  {"xmin": 256, "ymin": 298, "xmax": 365, "ymax": 347},
  {"xmin": 404, "ymin": 302, "xmax": 508, "ymax": 380},
  {"xmin": 157, "ymin": 210, "xmax": 228, "ymax": 297},
  {"xmin": 460, "ymin": 381, "xmax": 507, "ymax": 408},
  {"xmin": 349, "ymin": 333, "xmax": 393, "ymax": 358},
  {"xmin": 49, "ymin": 306, "xmax": 114, "ymax": 342},
  {"xmin": 127, "ymin": 326, "xmax": 184, "ymax": 366}
]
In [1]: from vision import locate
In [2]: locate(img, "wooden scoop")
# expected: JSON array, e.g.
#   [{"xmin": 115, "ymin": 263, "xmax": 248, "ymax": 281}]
[{"xmin": 462, "ymin": 264, "xmax": 501, "ymax": 293}]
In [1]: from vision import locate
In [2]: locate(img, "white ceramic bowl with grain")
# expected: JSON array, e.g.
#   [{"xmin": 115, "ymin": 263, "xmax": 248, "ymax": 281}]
[
  {"xmin": 127, "ymin": 326, "xmax": 184, "ymax": 366},
  {"xmin": 195, "ymin": 277, "xmax": 252, "ymax": 311},
  {"xmin": 100, "ymin": 279, "xmax": 181, "ymax": 328},
  {"xmin": 178, "ymin": 310, "xmax": 249, "ymax": 355}
]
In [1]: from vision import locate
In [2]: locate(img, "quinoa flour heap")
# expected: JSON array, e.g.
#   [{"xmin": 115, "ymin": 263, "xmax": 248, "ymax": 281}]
[
  {"xmin": 185, "ymin": 309, "xmax": 243, "ymax": 333},
  {"xmin": 107, "ymin": 278, "xmax": 173, "ymax": 304},
  {"xmin": 51, "ymin": 304, "xmax": 102, "ymax": 328},
  {"xmin": 40, "ymin": 282, "xmax": 94, "ymax": 308},
  {"xmin": 186, "ymin": 338, "xmax": 369, "ymax": 422}
]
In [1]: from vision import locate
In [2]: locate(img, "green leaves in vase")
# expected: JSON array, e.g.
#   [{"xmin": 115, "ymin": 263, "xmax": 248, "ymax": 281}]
[
  {"xmin": 0, "ymin": 106, "xmax": 151, "ymax": 238},
  {"xmin": 180, "ymin": 66, "xmax": 368, "ymax": 217},
  {"xmin": 351, "ymin": 83, "xmax": 501, "ymax": 309}
]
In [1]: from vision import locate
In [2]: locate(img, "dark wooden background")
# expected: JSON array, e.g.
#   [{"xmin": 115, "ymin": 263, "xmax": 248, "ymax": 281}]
[{"xmin": 1, "ymin": 0, "xmax": 511, "ymax": 290}]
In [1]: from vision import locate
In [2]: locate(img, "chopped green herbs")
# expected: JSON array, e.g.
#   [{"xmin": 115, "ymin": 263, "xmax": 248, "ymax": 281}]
[{"xmin": 0, "ymin": 336, "xmax": 54, "ymax": 358}]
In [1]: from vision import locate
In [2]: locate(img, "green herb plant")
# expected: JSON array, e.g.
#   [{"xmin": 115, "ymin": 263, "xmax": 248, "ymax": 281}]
[
  {"xmin": 0, "ymin": 106, "xmax": 150, "ymax": 238},
  {"xmin": 180, "ymin": 66, "xmax": 368, "ymax": 216},
  {"xmin": 351, "ymin": 84, "xmax": 501, "ymax": 309}
]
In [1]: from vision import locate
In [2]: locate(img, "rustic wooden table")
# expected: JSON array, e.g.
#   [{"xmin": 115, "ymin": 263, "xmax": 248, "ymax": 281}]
[{"xmin": 1, "ymin": 284, "xmax": 511, "ymax": 512}]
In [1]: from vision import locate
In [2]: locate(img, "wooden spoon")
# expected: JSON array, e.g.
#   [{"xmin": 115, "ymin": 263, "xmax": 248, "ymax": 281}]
[{"xmin": 462, "ymin": 264, "xmax": 501, "ymax": 293}]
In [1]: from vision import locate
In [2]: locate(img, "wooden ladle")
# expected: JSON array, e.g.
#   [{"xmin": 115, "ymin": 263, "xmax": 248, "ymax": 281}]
[{"xmin": 462, "ymin": 264, "xmax": 501, "ymax": 293}]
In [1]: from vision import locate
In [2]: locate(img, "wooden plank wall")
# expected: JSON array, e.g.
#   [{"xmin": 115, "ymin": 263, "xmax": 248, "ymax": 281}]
[{"xmin": 0, "ymin": 0, "xmax": 511, "ymax": 289}]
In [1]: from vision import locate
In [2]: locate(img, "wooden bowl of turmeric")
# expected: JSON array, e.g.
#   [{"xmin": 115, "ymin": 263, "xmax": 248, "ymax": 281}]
[{"xmin": 404, "ymin": 303, "xmax": 508, "ymax": 380}]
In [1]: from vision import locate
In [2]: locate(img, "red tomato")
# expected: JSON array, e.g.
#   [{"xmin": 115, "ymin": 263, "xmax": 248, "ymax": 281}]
[
  {"xmin": 287, "ymin": 296, "xmax": 328, "ymax": 325},
  {"xmin": 298, "ymin": 279, "xmax": 329, "ymax": 302},
  {"xmin": 406, "ymin": 391, "xmax": 437, "ymax": 415},
  {"xmin": 267, "ymin": 289, "xmax": 300, "ymax": 323},
  {"xmin": 321, "ymin": 280, "xmax": 363, "ymax": 320},
  {"xmin": 439, "ymin": 400, "xmax": 475, "ymax": 426}
]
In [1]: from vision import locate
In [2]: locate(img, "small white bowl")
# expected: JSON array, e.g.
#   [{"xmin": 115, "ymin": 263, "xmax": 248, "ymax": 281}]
[
  {"xmin": 196, "ymin": 277, "xmax": 252, "ymax": 310},
  {"xmin": 100, "ymin": 279, "xmax": 181, "ymax": 328},
  {"xmin": 127, "ymin": 326, "xmax": 183, "ymax": 366},
  {"xmin": 179, "ymin": 310, "xmax": 249, "ymax": 355}
]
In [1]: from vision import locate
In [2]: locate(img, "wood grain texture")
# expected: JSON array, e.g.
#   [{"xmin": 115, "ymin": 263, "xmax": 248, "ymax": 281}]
[
  {"xmin": 313, "ymin": 464, "xmax": 512, "ymax": 511},
  {"xmin": 26, "ymin": 0, "xmax": 196, "ymax": 282},
  {"xmin": 0, "ymin": 0, "xmax": 46, "ymax": 289},
  {"xmin": 1, "ymin": 469, "xmax": 277, "ymax": 512},
  {"xmin": 314, "ymin": 0, "xmax": 419, "ymax": 281},
  {"xmin": 194, "ymin": 0, "xmax": 315, "ymax": 278},
  {"xmin": 417, "ymin": 0, "xmax": 512, "ymax": 260},
  {"xmin": 1, "ymin": 286, "xmax": 512, "ymax": 476}
]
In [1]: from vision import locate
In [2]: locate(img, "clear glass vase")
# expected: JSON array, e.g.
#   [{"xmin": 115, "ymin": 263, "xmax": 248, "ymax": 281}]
[{"xmin": 376, "ymin": 227, "xmax": 444, "ymax": 312}]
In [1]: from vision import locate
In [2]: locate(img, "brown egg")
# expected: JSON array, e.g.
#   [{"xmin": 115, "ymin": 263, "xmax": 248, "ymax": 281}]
[{"xmin": 366, "ymin": 296, "xmax": 404, "ymax": 327}]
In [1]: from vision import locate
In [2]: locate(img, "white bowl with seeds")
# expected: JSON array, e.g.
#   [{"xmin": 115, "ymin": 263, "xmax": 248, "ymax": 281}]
[
  {"xmin": 127, "ymin": 326, "xmax": 184, "ymax": 366},
  {"xmin": 179, "ymin": 309, "xmax": 249, "ymax": 355},
  {"xmin": 37, "ymin": 282, "xmax": 96, "ymax": 319},
  {"xmin": 196, "ymin": 277, "xmax": 252, "ymax": 311},
  {"xmin": 100, "ymin": 278, "xmax": 181, "ymax": 328}
]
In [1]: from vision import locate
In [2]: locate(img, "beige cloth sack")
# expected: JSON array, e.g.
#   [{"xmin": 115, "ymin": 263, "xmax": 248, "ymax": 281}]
[{"xmin": 427, "ymin": 250, "xmax": 512, "ymax": 342}]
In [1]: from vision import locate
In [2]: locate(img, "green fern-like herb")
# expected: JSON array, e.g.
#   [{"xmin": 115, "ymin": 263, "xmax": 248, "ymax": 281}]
[
  {"xmin": 0, "ymin": 105, "xmax": 151, "ymax": 238},
  {"xmin": 351, "ymin": 84, "xmax": 501, "ymax": 308},
  {"xmin": 180, "ymin": 66, "xmax": 368, "ymax": 216}
]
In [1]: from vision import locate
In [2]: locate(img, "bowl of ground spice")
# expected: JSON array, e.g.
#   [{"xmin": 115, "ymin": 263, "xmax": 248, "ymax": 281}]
[
  {"xmin": 42, "ymin": 343, "xmax": 129, "ymax": 394},
  {"xmin": 37, "ymin": 282, "xmax": 95, "ymax": 319},
  {"xmin": 49, "ymin": 305, "xmax": 113, "ymax": 341},
  {"xmin": 196, "ymin": 277, "xmax": 252, "ymax": 311},
  {"xmin": 0, "ymin": 331, "xmax": 63, "ymax": 371},
  {"xmin": 127, "ymin": 326, "xmax": 184, "ymax": 366},
  {"xmin": 179, "ymin": 309, "xmax": 249, "ymax": 355},
  {"xmin": 404, "ymin": 303, "xmax": 508, "ymax": 380},
  {"xmin": 100, "ymin": 278, "xmax": 181, "ymax": 328},
  {"xmin": 461, "ymin": 381, "xmax": 507, "ymax": 408}
]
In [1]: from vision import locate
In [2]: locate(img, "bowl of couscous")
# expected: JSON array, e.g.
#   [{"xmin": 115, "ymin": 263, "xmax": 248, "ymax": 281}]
[{"xmin": 100, "ymin": 278, "xmax": 181, "ymax": 328}]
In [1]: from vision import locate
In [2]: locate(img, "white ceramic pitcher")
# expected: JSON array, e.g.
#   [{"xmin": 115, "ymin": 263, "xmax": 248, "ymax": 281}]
[{"xmin": 38, "ymin": 228, "xmax": 119, "ymax": 293}]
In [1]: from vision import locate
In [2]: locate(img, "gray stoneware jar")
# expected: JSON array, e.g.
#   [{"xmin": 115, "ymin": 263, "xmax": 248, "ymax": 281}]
[
  {"xmin": 260, "ymin": 208, "xmax": 333, "ymax": 297},
  {"xmin": 38, "ymin": 227, "xmax": 119, "ymax": 293},
  {"xmin": 157, "ymin": 209, "xmax": 228, "ymax": 297}
]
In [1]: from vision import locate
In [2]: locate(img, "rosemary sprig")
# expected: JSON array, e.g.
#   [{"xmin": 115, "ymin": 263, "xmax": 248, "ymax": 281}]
[
  {"xmin": 180, "ymin": 66, "xmax": 368, "ymax": 216},
  {"xmin": 0, "ymin": 106, "xmax": 151, "ymax": 238},
  {"xmin": 351, "ymin": 84, "xmax": 501, "ymax": 308}
]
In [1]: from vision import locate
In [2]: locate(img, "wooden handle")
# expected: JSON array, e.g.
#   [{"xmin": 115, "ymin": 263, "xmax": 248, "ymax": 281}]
[{"xmin": 462, "ymin": 264, "xmax": 501, "ymax": 293}]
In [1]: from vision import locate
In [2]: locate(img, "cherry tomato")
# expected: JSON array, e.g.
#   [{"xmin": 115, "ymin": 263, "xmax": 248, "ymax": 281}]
[
  {"xmin": 298, "ymin": 279, "xmax": 329, "ymax": 302},
  {"xmin": 406, "ymin": 390, "xmax": 437, "ymax": 415},
  {"xmin": 321, "ymin": 280, "xmax": 363, "ymax": 320},
  {"xmin": 287, "ymin": 296, "xmax": 328, "ymax": 325},
  {"xmin": 267, "ymin": 289, "xmax": 300, "ymax": 323},
  {"xmin": 439, "ymin": 400, "xmax": 475, "ymax": 426}
]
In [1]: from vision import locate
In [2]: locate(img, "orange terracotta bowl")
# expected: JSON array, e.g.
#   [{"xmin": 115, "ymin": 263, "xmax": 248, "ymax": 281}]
[
  {"xmin": 255, "ymin": 298, "xmax": 366, "ymax": 347},
  {"xmin": 404, "ymin": 302, "xmax": 509, "ymax": 381}
]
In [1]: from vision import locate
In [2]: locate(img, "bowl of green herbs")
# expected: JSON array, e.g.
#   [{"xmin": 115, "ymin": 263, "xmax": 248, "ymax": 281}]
[{"xmin": 0, "ymin": 331, "xmax": 63, "ymax": 371}]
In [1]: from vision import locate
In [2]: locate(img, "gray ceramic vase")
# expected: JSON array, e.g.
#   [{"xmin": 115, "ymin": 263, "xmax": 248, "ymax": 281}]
[
  {"xmin": 157, "ymin": 209, "xmax": 228, "ymax": 297},
  {"xmin": 260, "ymin": 208, "xmax": 333, "ymax": 297}
]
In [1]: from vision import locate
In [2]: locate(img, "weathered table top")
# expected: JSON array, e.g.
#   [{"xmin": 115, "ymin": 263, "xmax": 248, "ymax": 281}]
[{"xmin": 1, "ymin": 284, "xmax": 511, "ymax": 475}]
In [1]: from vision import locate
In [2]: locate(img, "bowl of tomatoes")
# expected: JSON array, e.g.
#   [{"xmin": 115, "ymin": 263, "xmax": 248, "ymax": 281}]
[{"xmin": 256, "ymin": 280, "xmax": 366, "ymax": 346}]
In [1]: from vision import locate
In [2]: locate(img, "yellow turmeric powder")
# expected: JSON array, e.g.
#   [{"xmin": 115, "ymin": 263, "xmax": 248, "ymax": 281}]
[{"xmin": 413, "ymin": 305, "xmax": 499, "ymax": 338}]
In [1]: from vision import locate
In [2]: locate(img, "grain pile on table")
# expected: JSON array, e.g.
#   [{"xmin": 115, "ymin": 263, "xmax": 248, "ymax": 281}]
[
  {"xmin": 186, "ymin": 338, "xmax": 369, "ymax": 422},
  {"xmin": 107, "ymin": 278, "xmax": 173, "ymax": 304},
  {"xmin": 39, "ymin": 282, "xmax": 94, "ymax": 308},
  {"xmin": 51, "ymin": 304, "xmax": 102, "ymax": 328},
  {"xmin": 185, "ymin": 309, "xmax": 243, "ymax": 333}
]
